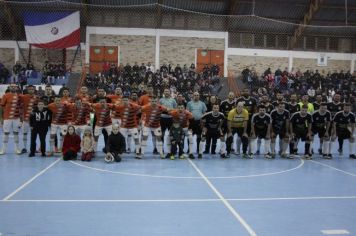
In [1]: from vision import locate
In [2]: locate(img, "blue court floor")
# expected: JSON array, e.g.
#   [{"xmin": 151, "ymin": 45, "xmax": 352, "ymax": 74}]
[{"xmin": 0, "ymin": 135, "xmax": 356, "ymax": 236}]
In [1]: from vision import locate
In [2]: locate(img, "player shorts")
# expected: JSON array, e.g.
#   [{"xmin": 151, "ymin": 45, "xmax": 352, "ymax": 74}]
[
  {"xmin": 336, "ymin": 128, "xmax": 351, "ymax": 140},
  {"xmin": 255, "ymin": 128, "xmax": 268, "ymax": 139},
  {"xmin": 312, "ymin": 126, "xmax": 327, "ymax": 138},
  {"xmin": 51, "ymin": 124, "xmax": 68, "ymax": 135},
  {"xmin": 142, "ymin": 126, "xmax": 162, "ymax": 137},
  {"xmin": 94, "ymin": 125, "xmax": 112, "ymax": 137},
  {"xmin": 3, "ymin": 119, "xmax": 21, "ymax": 133},
  {"xmin": 22, "ymin": 121, "xmax": 30, "ymax": 133},
  {"xmin": 120, "ymin": 127, "xmax": 139, "ymax": 139}
]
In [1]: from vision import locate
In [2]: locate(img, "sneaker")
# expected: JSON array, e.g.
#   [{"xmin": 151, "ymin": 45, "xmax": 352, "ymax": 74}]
[
  {"xmin": 203, "ymin": 150, "xmax": 209, "ymax": 154},
  {"xmin": 41, "ymin": 153, "xmax": 46, "ymax": 157},
  {"xmin": 54, "ymin": 147, "xmax": 59, "ymax": 153},
  {"xmin": 220, "ymin": 153, "xmax": 226, "ymax": 158},
  {"xmin": 349, "ymin": 154, "xmax": 356, "ymax": 159},
  {"xmin": 281, "ymin": 153, "xmax": 288, "ymax": 159},
  {"xmin": 165, "ymin": 153, "xmax": 170, "ymax": 159},
  {"xmin": 114, "ymin": 156, "xmax": 122, "ymax": 162},
  {"xmin": 288, "ymin": 154, "xmax": 294, "ymax": 159},
  {"xmin": 135, "ymin": 153, "xmax": 142, "ymax": 159},
  {"xmin": 104, "ymin": 155, "xmax": 114, "ymax": 163},
  {"xmin": 271, "ymin": 152, "xmax": 276, "ymax": 159},
  {"xmin": 265, "ymin": 153, "xmax": 272, "ymax": 159},
  {"xmin": 126, "ymin": 148, "xmax": 131, "ymax": 154},
  {"xmin": 248, "ymin": 154, "xmax": 253, "ymax": 159},
  {"xmin": 226, "ymin": 153, "xmax": 231, "ymax": 158},
  {"xmin": 102, "ymin": 147, "xmax": 107, "ymax": 153},
  {"xmin": 170, "ymin": 155, "xmax": 175, "ymax": 160},
  {"xmin": 46, "ymin": 151, "xmax": 54, "ymax": 157},
  {"xmin": 198, "ymin": 154, "xmax": 203, "ymax": 159},
  {"xmin": 234, "ymin": 150, "xmax": 240, "ymax": 155},
  {"xmin": 323, "ymin": 154, "xmax": 330, "ymax": 159},
  {"xmin": 179, "ymin": 154, "xmax": 185, "ymax": 159},
  {"xmin": 16, "ymin": 149, "xmax": 22, "ymax": 155},
  {"xmin": 303, "ymin": 154, "xmax": 312, "ymax": 160},
  {"xmin": 242, "ymin": 153, "xmax": 248, "ymax": 159},
  {"xmin": 153, "ymin": 148, "xmax": 159, "ymax": 155},
  {"xmin": 328, "ymin": 154, "xmax": 333, "ymax": 159},
  {"xmin": 21, "ymin": 148, "xmax": 28, "ymax": 154},
  {"xmin": 189, "ymin": 153, "xmax": 195, "ymax": 159},
  {"xmin": 160, "ymin": 153, "xmax": 166, "ymax": 159},
  {"xmin": 318, "ymin": 148, "xmax": 322, "ymax": 155},
  {"xmin": 0, "ymin": 149, "xmax": 5, "ymax": 155},
  {"xmin": 28, "ymin": 153, "xmax": 35, "ymax": 157},
  {"xmin": 338, "ymin": 148, "xmax": 343, "ymax": 154},
  {"xmin": 211, "ymin": 151, "xmax": 216, "ymax": 155}
]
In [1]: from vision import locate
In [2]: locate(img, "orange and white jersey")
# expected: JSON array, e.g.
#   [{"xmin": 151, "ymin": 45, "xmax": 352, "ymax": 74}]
[
  {"xmin": 92, "ymin": 103, "xmax": 113, "ymax": 127},
  {"xmin": 138, "ymin": 94, "xmax": 151, "ymax": 106},
  {"xmin": 68, "ymin": 102, "xmax": 91, "ymax": 126},
  {"xmin": 77, "ymin": 94, "xmax": 91, "ymax": 103},
  {"xmin": 113, "ymin": 103, "xmax": 141, "ymax": 129},
  {"xmin": 141, "ymin": 104, "xmax": 166, "ymax": 128},
  {"xmin": 107, "ymin": 94, "xmax": 122, "ymax": 105},
  {"xmin": 1, "ymin": 92, "xmax": 22, "ymax": 120},
  {"xmin": 169, "ymin": 109, "xmax": 193, "ymax": 128},
  {"xmin": 48, "ymin": 102, "xmax": 69, "ymax": 125},
  {"xmin": 21, "ymin": 94, "xmax": 38, "ymax": 122},
  {"xmin": 60, "ymin": 96, "xmax": 72, "ymax": 104}
]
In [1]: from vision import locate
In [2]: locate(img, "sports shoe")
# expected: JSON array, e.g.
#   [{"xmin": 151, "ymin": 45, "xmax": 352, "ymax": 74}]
[
  {"xmin": 21, "ymin": 148, "xmax": 27, "ymax": 154},
  {"xmin": 170, "ymin": 155, "xmax": 175, "ymax": 160},
  {"xmin": 281, "ymin": 153, "xmax": 288, "ymax": 159},
  {"xmin": 153, "ymin": 148, "xmax": 159, "ymax": 155},
  {"xmin": 179, "ymin": 154, "xmax": 185, "ymax": 159},
  {"xmin": 318, "ymin": 148, "xmax": 322, "ymax": 155},
  {"xmin": 135, "ymin": 153, "xmax": 142, "ymax": 159},
  {"xmin": 242, "ymin": 153, "xmax": 248, "ymax": 159},
  {"xmin": 165, "ymin": 153, "xmax": 170, "ymax": 159},
  {"xmin": 323, "ymin": 154, "xmax": 330, "ymax": 159},
  {"xmin": 265, "ymin": 153, "xmax": 272, "ymax": 159},
  {"xmin": 349, "ymin": 154, "xmax": 356, "ymax": 159},
  {"xmin": 303, "ymin": 154, "xmax": 312, "ymax": 160},
  {"xmin": 203, "ymin": 150, "xmax": 209, "ymax": 154},
  {"xmin": 226, "ymin": 153, "xmax": 231, "ymax": 158},
  {"xmin": 28, "ymin": 153, "xmax": 35, "ymax": 157},
  {"xmin": 198, "ymin": 154, "xmax": 203, "ymax": 159},
  {"xmin": 247, "ymin": 154, "xmax": 253, "ymax": 159},
  {"xmin": 288, "ymin": 154, "xmax": 294, "ymax": 159},
  {"xmin": 46, "ymin": 151, "xmax": 54, "ymax": 157},
  {"xmin": 271, "ymin": 152, "xmax": 276, "ymax": 159},
  {"xmin": 0, "ymin": 149, "xmax": 5, "ymax": 155},
  {"xmin": 211, "ymin": 151, "xmax": 216, "ymax": 155},
  {"xmin": 189, "ymin": 153, "xmax": 195, "ymax": 159},
  {"xmin": 328, "ymin": 154, "xmax": 333, "ymax": 159},
  {"xmin": 234, "ymin": 150, "xmax": 240, "ymax": 155},
  {"xmin": 160, "ymin": 153, "xmax": 166, "ymax": 159},
  {"xmin": 220, "ymin": 153, "xmax": 226, "ymax": 158},
  {"xmin": 16, "ymin": 149, "xmax": 22, "ymax": 155},
  {"xmin": 126, "ymin": 148, "xmax": 131, "ymax": 154},
  {"xmin": 105, "ymin": 155, "xmax": 114, "ymax": 163},
  {"xmin": 338, "ymin": 148, "xmax": 343, "ymax": 154},
  {"xmin": 41, "ymin": 153, "xmax": 46, "ymax": 157}
]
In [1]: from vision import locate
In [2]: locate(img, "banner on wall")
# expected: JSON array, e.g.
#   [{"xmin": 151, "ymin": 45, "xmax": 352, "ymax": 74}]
[{"xmin": 317, "ymin": 54, "xmax": 327, "ymax": 66}]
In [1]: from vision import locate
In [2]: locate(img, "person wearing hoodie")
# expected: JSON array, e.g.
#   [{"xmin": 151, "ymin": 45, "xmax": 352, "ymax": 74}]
[
  {"xmin": 81, "ymin": 127, "xmax": 95, "ymax": 162},
  {"xmin": 62, "ymin": 125, "xmax": 81, "ymax": 161},
  {"xmin": 105, "ymin": 124, "xmax": 126, "ymax": 163},
  {"xmin": 29, "ymin": 100, "xmax": 52, "ymax": 157}
]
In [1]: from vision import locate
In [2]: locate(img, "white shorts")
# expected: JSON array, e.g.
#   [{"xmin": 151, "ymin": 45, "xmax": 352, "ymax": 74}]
[
  {"xmin": 120, "ymin": 127, "xmax": 139, "ymax": 139},
  {"xmin": 94, "ymin": 125, "xmax": 112, "ymax": 137},
  {"xmin": 142, "ymin": 126, "xmax": 162, "ymax": 137},
  {"xmin": 3, "ymin": 119, "xmax": 21, "ymax": 133},
  {"xmin": 111, "ymin": 118, "xmax": 121, "ymax": 126},
  {"xmin": 74, "ymin": 125, "xmax": 87, "ymax": 135},
  {"xmin": 51, "ymin": 124, "xmax": 68, "ymax": 135},
  {"xmin": 22, "ymin": 121, "xmax": 30, "ymax": 133}
]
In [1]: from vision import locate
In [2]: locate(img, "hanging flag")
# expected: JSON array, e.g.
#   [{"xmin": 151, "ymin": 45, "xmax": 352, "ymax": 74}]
[{"xmin": 23, "ymin": 11, "xmax": 80, "ymax": 49}]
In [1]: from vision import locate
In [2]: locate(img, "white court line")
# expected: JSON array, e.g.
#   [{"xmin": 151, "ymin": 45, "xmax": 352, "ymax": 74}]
[
  {"xmin": 310, "ymin": 160, "xmax": 356, "ymax": 177},
  {"xmin": 69, "ymin": 158, "xmax": 304, "ymax": 179},
  {"xmin": 2, "ymin": 158, "xmax": 61, "ymax": 201},
  {"xmin": 187, "ymin": 159, "xmax": 257, "ymax": 236},
  {"xmin": 321, "ymin": 229, "xmax": 350, "ymax": 235},
  {"xmin": 1, "ymin": 196, "xmax": 356, "ymax": 203}
]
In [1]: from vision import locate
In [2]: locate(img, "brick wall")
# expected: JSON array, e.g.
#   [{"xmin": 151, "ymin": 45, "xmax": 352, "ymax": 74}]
[
  {"xmin": 0, "ymin": 48, "xmax": 15, "ymax": 70},
  {"xmin": 90, "ymin": 34, "xmax": 155, "ymax": 66},
  {"xmin": 228, "ymin": 55, "xmax": 289, "ymax": 76},
  {"xmin": 293, "ymin": 58, "xmax": 351, "ymax": 74},
  {"xmin": 160, "ymin": 36, "xmax": 225, "ymax": 67}
]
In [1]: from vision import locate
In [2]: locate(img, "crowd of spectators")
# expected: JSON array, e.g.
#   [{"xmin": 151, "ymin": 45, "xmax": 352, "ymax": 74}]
[
  {"xmin": 241, "ymin": 67, "xmax": 356, "ymax": 111},
  {"xmin": 85, "ymin": 62, "xmax": 223, "ymax": 102}
]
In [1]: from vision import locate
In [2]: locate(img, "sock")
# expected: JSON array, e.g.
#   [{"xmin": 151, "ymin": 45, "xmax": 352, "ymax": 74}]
[
  {"xmin": 250, "ymin": 138, "xmax": 257, "ymax": 154},
  {"xmin": 59, "ymin": 135, "xmax": 63, "ymax": 150},
  {"xmin": 50, "ymin": 138, "xmax": 55, "ymax": 152},
  {"xmin": 23, "ymin": 133, "xmax": 27, "ymax": 149},
  {"xmin": 349, "ymin": 142, "xmax": 354, "ymax": 155},
  {"xmin": 289, "ymin": 142, "xmax": 294, "ymax": 154},
  {"xmin": 140, "ymin": 139, "xmax": 147, "ymax": 155},
  {"xmin": 135, "ymin": 139, "xmax": 140, "ymax": 154},
  {"xmin": 305, "ymin": 143, "xmax": 310, "ymax": 155},
  {"xmin": 282, "ymin": 141, "xmax": 288, "ymax": 154},
  {"xmin": 236, "ymin": 137, "xmax": 241, "ymax": 153},
  {"xmin": 199, "ymin": 141, "xmax": 206, "ymax": 154},
  {"xmin": 14, "ymin": 134, "xmax": 19, "ymax": 151},
  {"xmin": 264, "ymin": 139, "xmax": 271, "ymax": 154},
  {"xmin": 322, "ymin": 141, "xmax": 330, "ymax": 154},
  {"xmin": 156, "ymin": 139, "xmax": 163, "ymax": 155},
  {"xmin": 271, "ymin": 142, "xmax": 276, "ymax": 154},
  {"xmin": 2, "ymin": 134, "xmax": 9, "ymax": 152},
  {"xmin": 127, "ymin": 135, "xmax": 132, "ymax": 150},
  {"xmin": 329, "ymin": 141, "xmax": 333, "ymax": 154},
  {"xmin": 165, "ymin": 135, "xmax": 171, "ymax": 154},
  {"xmin": 188, "ymin": 133, "xmax": 193, "ymax": 154},
  {"xmin": 220, "ymin": 141, "xmax": 226, "ymax": 154},
  {"xmin": 309, "ymin": 141, "xmax": 313, "ymax": 154},
  {"xmin": 279, "ymin": 139, "xmax": 283, "ymax": 152},
  {"xmin": 152, "ymin": 136, "xmax": 157, "ymax": 150},
  {"xmin": 257, "ymin": 138, "xmax": 261, "ymax": 152}
]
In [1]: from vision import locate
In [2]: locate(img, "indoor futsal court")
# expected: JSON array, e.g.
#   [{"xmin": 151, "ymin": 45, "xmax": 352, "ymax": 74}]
[{"xmin": 0, "ymin": 137, "xmax": 355, "ymax": 236}]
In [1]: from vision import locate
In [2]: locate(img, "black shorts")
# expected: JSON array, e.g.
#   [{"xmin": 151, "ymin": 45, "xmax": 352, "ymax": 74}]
[
  {"xmin": 294, "ymin": 130, "xmax": 309, "ymax": 141},
  {"xmin": 312, "ymin": 126, "xmax": 327, "ymax": 138},
  {"xmin": 160, "ymin": 117, "xmax": 173, "ymax": 134},
  {"xmin": 336, "ymin": 128, "xmax": 351, "ymax": 140},
  {"xmin": 255, "ymin": 128, "xmax": 268, "ymax": 139},
  {"xmin": 272, "ymin": 127, "xmax": 287, "ymax": 139},
  {"xmin": 221, "ymin": 119, "xmax": 228, "ymax": 135},
  {"xmin": 190, "ymin": 119, "xmax": 202, "ymax": 136}
]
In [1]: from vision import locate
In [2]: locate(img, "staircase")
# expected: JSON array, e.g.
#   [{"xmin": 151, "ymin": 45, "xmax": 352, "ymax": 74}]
[{"xmin": 66, "ymin": 73, "xmax": 82, "ymax": 96}]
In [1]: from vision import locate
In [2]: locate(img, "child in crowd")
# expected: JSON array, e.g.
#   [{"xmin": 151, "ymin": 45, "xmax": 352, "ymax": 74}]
[
  {"xmin": 80, "ymin": 127, "xmax": 95, "ymax": 162},
  {"xmin": 105, "ymin": 124, "xmax": 126, "ymax": 163},
  {"xmin": 169, "ymin": 121, "xmax": 185, "ymax": 160},
  {"xmin": 62, "ymin": 125, "xmax": 81, "ymax": 161}
]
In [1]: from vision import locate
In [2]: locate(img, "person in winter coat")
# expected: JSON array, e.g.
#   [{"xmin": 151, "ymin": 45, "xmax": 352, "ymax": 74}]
[
  {"xmin": 62, "ymin": 125, "xmax": 81, "ymax": 161},
  {"xmin": 105, "ymin": 124, "xmax": 126, "ymax": 163},
  {"xmin": 29, "ymin": 100, "xmax": 52, "ymax": 157},
  {"xmin": 81, "ymin": 127, "xmax": 95, "ymax": 161}
]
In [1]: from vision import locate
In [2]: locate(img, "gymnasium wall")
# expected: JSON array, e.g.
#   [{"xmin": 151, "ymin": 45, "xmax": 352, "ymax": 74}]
[
  {"xmin": 0, "ymin": 48, "xmax": 15, "ymax": 69},
  {"xmin": 90, "ymin": 34, "xmax": 156, "ymax": 65},
  {"xmin": 293, "ymin": 58, "xmax": 350, "ymax": 73},
  {"xmin": 159, "ymin": 36, "xmax": 225, "ymax": 66},
  {"xmin": 228, "ymin": 55, "xmax": 289, "ymax": 76}
]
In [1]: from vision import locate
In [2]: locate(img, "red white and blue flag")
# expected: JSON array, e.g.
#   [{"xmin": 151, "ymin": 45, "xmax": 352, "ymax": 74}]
[{"xmin": 23, "ymin": 11, "xmax": 80, "ymax": 49}]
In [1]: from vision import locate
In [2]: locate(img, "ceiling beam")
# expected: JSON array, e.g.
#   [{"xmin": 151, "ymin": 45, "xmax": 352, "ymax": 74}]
[
  {"xmin": 156, "ymin": 0, "xmax": 163, "ymax": 28},
  {"xmin": 289, "ymin": 0, "xmax": 324, "ymax": 49}
]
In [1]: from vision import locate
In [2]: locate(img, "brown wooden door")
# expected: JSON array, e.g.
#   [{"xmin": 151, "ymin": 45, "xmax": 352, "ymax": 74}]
[
  {"xmin": 196, "ymin": 49, "xmax": 224, "ymax": 76},
  {"xmin": 90, "ymin": 46, "xmax": 118, "ymax": 74}
]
